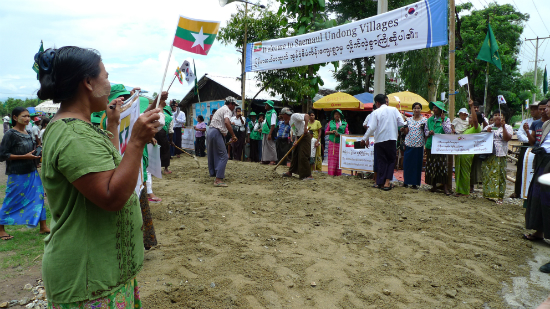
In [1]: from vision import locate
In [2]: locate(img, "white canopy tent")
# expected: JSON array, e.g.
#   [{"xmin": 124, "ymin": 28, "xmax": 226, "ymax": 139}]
[{"xmin": 35, "ymin": 100, "xmax": 60, "ymax": 114}]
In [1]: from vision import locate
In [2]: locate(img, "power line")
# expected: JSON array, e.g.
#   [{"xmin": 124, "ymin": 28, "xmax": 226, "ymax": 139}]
[
  {"xmin": 530, "ymin": 0, "xmax": 550, "ymax": 35},
  {"xmin": 510, "ymin": 0, "xmax": 539, "ymax": 37}
]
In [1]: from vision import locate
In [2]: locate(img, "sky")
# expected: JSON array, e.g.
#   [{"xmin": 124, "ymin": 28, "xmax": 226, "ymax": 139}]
[{"xmin": 0, "ymin": 0, "xmax": 548, "ymax": 102}]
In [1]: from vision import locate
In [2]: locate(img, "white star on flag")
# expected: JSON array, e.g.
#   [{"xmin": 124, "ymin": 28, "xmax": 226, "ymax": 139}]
[{"xmin": 191, "ymin": 27, "xmax": 209, "ymax": 50}]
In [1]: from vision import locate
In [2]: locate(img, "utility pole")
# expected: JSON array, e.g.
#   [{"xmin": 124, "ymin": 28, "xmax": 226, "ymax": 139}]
[
  {"xmin": 242, "ymin": 2, "xmax": 248, "ymax": 112},
  {"xmin": 525, "ymin": 36, "xmax": 550, "ymax": 104},
  {"xmin": 447, "ymin": 0, "xmax": 455, "ymax": 189},
  {"xmin": 373, "ymin": 0, "xmax": 388, "ymax": 95}
]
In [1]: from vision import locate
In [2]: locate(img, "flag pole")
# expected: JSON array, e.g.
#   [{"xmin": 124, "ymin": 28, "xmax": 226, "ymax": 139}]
[
  {"xmin": 193, "ymin": 59, "xmax": 201, "ymax": 103},
  {"xmin": 483, "ymin": 62, "xmax": 489, "ymax": 113},
  {"xmin": 155, "ymin": 45, "xmax": 174, "ymax": 108}
]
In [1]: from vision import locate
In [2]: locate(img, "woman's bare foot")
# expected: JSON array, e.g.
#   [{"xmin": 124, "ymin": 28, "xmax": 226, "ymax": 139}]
[{"xmin": 39, "ymin": 220, "xmax": 50, "ymax": 234}]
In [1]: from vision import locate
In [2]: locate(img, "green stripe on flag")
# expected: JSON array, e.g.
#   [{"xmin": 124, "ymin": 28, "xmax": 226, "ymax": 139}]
[{"xmin": 175, "ymin": 28, "xmax": 217, "ymax": 46}]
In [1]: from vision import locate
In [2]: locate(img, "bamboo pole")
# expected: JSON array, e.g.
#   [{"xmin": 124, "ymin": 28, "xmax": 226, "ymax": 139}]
[{"xmin": 448, "ymin": 0, "xmax": 456, "ymax": 189}]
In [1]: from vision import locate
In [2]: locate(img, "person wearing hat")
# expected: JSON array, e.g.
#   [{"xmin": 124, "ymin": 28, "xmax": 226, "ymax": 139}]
[
  {"xmin": 280, "ymin": 108, "xmax": 313, "ymax": 180},
  {"xmin": 262, "ymin": 101, "xmax": 278, "ymax": 165},
  {"xmin": 512, "ymin": 100, "xmax": 543, "ymax": 198},
  {"xmin": 247, "ymin": 112, "xmax": 261, "ymax": 162},
  {"xmin": 361, "ymin": 94, "xmax": 405, "ymax": 190},
  {"xmin": 454, "ymin": 99, "xmax": 483, "ymax": 196},
  {"xmin": 451, "ymin": 107, "xmax": 470, "ymax": 134},
  {"xmin": 255, "ymin": 113, "xmax": 265, "ymax": 160},
  {"xmin": 424, "ymin": 100, "xmax": 453, "ymax": 195},
  {"xmin": 207, "ymin": 96, "xmax": 238, "ymax": 187},
  {"xmin": 325, "ymin": 109, "xmax": 349, "ymax": 176}
]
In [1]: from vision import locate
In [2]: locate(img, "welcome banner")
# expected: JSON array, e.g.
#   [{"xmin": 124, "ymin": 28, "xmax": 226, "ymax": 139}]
[
  {"xmin": 245, "ymin": 0, "xmax": 448, "ymax": 72},
  {"xmin": 431, "ymin": 133, "xmax": 493, "ymax": 155}
]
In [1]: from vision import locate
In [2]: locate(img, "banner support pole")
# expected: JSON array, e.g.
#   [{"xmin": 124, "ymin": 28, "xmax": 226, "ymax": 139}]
[{"xmin": 447, "ymin": 0, "xmax": 456, "ymax": 189}]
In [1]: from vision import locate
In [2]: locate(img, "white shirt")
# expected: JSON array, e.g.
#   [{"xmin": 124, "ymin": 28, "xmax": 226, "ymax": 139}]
[
  {"xmin": 363, "ymin": 114, "xmax": 371, "ymax": 127},
  {"xmin": 290, "ymin": 113, "xmax": 307, "ymax": 136},
  {"xmin": 362, "ymin": 104, "xmax": 406, "ymax": 143},
  {"xmin": 172, "ymin": 108, "xmax": 186, "ymax": 128},
  {"xmin": 230, "ymin": 116, "xmax": 247, "ymax": 132},
  {"xmin": 542, "ymin": 132, "xmax": 550, "ymax": 153},
  {"xmin": 39, "ymin": 128, "xmax": 46, "ymax": 140},
  {"xmin": 254, "ymin": 121, "xmax": 264, "ymax": 132},
  {"xmin": 517, "ymin": 118, "xmax": 535, "ymax": 143}
]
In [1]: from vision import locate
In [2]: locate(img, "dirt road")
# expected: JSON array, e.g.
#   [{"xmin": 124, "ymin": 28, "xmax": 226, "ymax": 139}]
[{"xmin": 136, "ymin": 156, "xmax": 549, "ymax": 308}]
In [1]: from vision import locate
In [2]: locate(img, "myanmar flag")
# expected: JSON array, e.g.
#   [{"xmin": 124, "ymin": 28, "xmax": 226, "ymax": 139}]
[
  {"xmin": 345, "ymin": 140, "xmax": 355, "ymax": 147},
  {"xmin": 175, "ymin": 66, "xmax": 183, "ymax": 84},
  {"xmin": 173, "ymin": 16, "xmax": 220, "ymax": 56}
]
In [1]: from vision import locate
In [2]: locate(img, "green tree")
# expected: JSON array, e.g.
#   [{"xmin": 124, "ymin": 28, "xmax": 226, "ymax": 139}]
[
  {"xmin": 454, "ymin": 2, "xmax": 529, "ymax": 119},
  {"xmin": 523, "ymin": 67, "xmax": 545, "ymax": 101}
]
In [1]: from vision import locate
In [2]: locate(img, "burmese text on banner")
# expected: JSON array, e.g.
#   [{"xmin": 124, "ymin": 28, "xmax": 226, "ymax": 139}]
[
  {"xmin": 431, "ymin": 133, "xmax": 493, "ymax": 155},
  {"xmin": 245, "ymin": 0, "xmax": 448, "ymax": 72},
  {"xmin": 338, "ymin": 135, "xmax": 375, "ymax": 172}
]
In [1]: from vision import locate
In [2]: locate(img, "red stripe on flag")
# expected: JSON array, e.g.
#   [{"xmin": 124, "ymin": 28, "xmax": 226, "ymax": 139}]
[{"xmin": 173, "ymin": 37, "xmax": 212, "ymax": 55}]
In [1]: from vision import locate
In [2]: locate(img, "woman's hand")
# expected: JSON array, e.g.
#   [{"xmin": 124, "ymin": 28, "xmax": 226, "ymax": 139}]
[
  {"xmin": 315, "ymin": 141, "xmax": 320, "ymax": 148},
  {"xmin": 129, "ymin": 108, "xmax": 161, "ymax": 147},
  {"xmin": 22, "ymin": 151, "xmax": 41, "ymax": 160},
  {"xmin": 487, "ymin": 127, "xmax": 493, "ymax": 132},
  {"xmin": 106, "ymin": 98, "xmax": 123, "ymax": 127},
  {"xmin": 429, "ymin": 130, "xmax": 435, "ymax": 136},
  {"xmin": 150, "ymin": 138, "xmax": 157, "ymax": 146},
  {"xmin": 335, "ymin": 132, "xmax": 340, "ymax": 137}
]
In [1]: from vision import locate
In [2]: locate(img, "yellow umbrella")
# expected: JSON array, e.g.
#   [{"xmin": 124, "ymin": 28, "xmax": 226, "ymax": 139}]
[
  {"xmin": 387, "ymin": 91, "xmax": 431, "ymax": 113},
  {"xmin": 313, "ymin": 92, "xmax": 363, "ymax": 110}
]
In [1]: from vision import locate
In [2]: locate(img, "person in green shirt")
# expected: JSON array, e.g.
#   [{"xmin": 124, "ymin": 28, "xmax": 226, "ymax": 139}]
[
  {"xmin": 262, "ymin": 101, "xmax": 278, "ymax": 164},
  {"xmin": 36, "ymin": 46, "xmax": 161, "ymax": 308},
  {"xmin": 247, "ymin": 112, "xmax": 261, "ymax": 162}
]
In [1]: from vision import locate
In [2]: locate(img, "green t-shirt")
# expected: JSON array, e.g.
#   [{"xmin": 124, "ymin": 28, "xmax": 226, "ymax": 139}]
[{"xmin": 41, "ymin": 119, "xmax": 143, "ymax": 303}]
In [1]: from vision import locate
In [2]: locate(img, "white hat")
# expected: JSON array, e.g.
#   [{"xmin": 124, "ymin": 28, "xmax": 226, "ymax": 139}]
[{"xmin": 458, "ymin": 108, "xmax": 469, "ymax": 115}]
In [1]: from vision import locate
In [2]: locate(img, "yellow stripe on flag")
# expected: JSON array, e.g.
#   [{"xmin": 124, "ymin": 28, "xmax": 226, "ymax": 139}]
[{"xmin": 178, "ymin": 16, "xmax": 220, "ymax": 34}]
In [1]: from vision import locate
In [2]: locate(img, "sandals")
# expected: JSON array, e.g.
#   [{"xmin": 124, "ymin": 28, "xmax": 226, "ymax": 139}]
[
  {"xmin": 0, "ymin": 234, "xmax": 13, "ymax": 241},
  {"xmin": 282, "ymin": 172, "xmax": 292, "ymax": 177},
  {"xmin": 382, "ymin": 184, "xmax": 394, "ymax": 191},
  {"xmin": 148, "ymin": 197, "xmax": 162, "ymax": 203},
  {"xmin": 495, "ymin": 200, "xmax": 503, "ymax": 205},
  {"xmin": 214, "ymin": 182, "xmax": 228, "ymax": 187},
  {"xmin": 302, "ymin": 176, "xmax": 314, "ymax": 181},
  {"xmin": 523, "ymin": 233, "xmax": 544, "ymax": 241}
]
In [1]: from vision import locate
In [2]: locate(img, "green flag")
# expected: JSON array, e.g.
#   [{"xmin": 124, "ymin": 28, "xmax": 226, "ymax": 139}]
[
  {"xmin": 476, "ymin": 23, "xmax": 502, "ymax": 71},
  {"xmin": 544, "ymin": 66, "xmax": 548, "ymax": 95},
  {"xmin": 32, "ymin": 41, "xmax": 44, "ymax": 79}
]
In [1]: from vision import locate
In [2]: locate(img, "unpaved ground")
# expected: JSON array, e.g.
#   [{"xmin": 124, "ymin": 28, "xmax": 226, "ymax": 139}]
[
  {"xmin": 137, "ymin": 157, "xmax": 549, "ymax": 308},
  {"xmin": 1, "ymin": 157, "xmax": 549, "ymax": 308}
]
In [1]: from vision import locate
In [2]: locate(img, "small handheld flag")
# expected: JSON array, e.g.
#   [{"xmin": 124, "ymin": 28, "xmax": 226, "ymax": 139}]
[
  {"xmin": 458, "ymin": 77, "xmax": 468, "ymax": 87},
  {"xmin": 32, "ymin": 41, "xmax": 44, "ymax": 80},
  {"xmin": 526, "ymin": 99, "xmax": 529, "ymax": 109},
  {"xmin": 174, "ymin": 66, "xmax": 183, "ymax": 84},
  {"xmin": 497, "ymin": 95, "xmax": 506, "ymax": 105},
  {"xmin": 173, "ymin": 16, "xmax": 221, "ymax": 55},
  {"xmin": 182, "ymin": 60, "xmax": 196, "ymax": 86}
]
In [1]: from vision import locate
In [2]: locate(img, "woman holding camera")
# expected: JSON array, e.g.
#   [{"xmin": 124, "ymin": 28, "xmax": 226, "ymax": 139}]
[
  {"xmin": 0, "ymin": 106, "xmax": 48, "ymax": 240},
  {"xmin": 401, "ymin": 102, "xmax": 427, "ymax": 189}
]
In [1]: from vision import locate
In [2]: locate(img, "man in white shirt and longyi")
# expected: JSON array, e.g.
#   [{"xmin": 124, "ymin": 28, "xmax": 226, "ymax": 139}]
[{"xmin": 361, "ymin": 94, "xmax": 405, "ymax": 191}]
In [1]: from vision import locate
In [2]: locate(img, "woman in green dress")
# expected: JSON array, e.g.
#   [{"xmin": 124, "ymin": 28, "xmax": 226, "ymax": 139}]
[
  {"xmin": 36, "ymin": 46, "xmax": 162, "ymax": 309},
  {"xmin": 454, "ymin": 99, "xmax": 483, "ymax": 196}
]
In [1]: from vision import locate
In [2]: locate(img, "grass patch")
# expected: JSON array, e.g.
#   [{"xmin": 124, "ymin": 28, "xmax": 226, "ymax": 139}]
[{"xmin": 0, "ymin": 184, "xmax": 51, "ymax": 269}]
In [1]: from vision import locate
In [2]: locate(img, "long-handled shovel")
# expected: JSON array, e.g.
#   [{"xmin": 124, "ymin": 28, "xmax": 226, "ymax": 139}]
[
  {"xmin": 273, "ymin": 133, "xmax": 307, "ymax": 172},
  {"xmin": 174, "ymin": 145, "xmax": 200, "ymax": 168}
]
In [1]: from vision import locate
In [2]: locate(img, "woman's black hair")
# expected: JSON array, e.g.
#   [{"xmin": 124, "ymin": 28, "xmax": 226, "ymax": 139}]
[
  {"xmin": 236, "ymin": 107, "xmax": 242, "ymax": 111},
  {"xmin": 308, "ymin": 110, "xmax": 315, "ymax": 115},
  {"xmin": 412, "ymin": 102, "xmax": 422, "ymax": 110},
  {"xmin": 198, "ymin": 115, "xmax": 204, "ymax": 121},
  {"xmin": 37, "ymin": 46, "xmax": 102, "ymax": 103},
  {"xmin": 11, "ymin": 107, "xmax": 28, "ymax": 127},
  {"xmin": 475, "ymin": 112, "xmax": 484, "ymax": 125},
  {"xmin": 211, "ymin": 109, "xmax": 217, "ymax": 115},
  {"xmin": 41, "ymin": 117, "xmax": 50, "ymax": 127}
]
